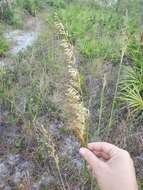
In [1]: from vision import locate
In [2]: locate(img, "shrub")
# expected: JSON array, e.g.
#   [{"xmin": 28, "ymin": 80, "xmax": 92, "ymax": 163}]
[
  {"xmin": 47, "ymin": 0, "xmax": 66, "ymax": 8},
  {"xmin": 0, "ymin": 32, "xmax": 9, "ymax": 56},
  {"xmin": 0, "ymin": 1, "xmax": 14, "ymax": 24},
  {"xmin": 22, "ymin": 0, "xmax": 42, "ymax": 16},
  {"xmin": 120, "ymin": 66, "xmax": 143, "ymax": 112},
  {"xmin": 120, "ymin": 41, "xmax": 143, "ymax": 112},
  {"xmin": 0, "ymin": 1, "xmax": 23, "ymax": 26},
  {"xmin": 57, "ymin": 3, "xmax": 125, "ymax": 59}
]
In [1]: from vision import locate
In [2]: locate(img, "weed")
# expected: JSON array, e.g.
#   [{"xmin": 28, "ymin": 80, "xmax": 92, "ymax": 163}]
[
  {"xmin": 22, "ymin": 0, "xmax": 42, "ymax": 16},
  {"xmin": 120, "ymin": 65, "xmax": 143, "ymax": 112},
  {"xmin": 0, "ymin": 0, "xmax": 22, "ymax": 26},
  {"xmin": 138, "ymin": 179, "xmax": 143, "ymax": 189},
  {"xmin": 0, "ymin": 1, "xmax": 14, "ymax": 23},
  {"xmin": 56, "ymin": 1, "xmax": 141, "ymax": 59},
  {"xmin": 0, "ymin": 24, "xmax": 9, "ymax": 55},
  {"xmin": 120, "ymin": 40, "xmax": 143, "ymax": 113},
  {"xmin": 0, "ymin": 26, "xmax": 63, "ymax": 124},
  {"xmin": 0, "ymin": 0, "xmax": 43, "ymax": 26},
  {"xmin": 0, "ymin": 36, "xmax": 9, "ymax": 56},
  {"xmin": 47, "ymin": 0, "xmax": 66, "ymax": 8}
]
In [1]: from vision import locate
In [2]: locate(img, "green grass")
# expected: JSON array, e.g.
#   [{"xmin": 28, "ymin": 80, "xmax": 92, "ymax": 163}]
[
  {"xmin": 0, "ymin": 26, "xmax": 9, "ymax": 56},
  {"xmin": 0, "ymin": 0, "xmax": 44, "ymax": 26},
  {"xmin": 138, "ymin": 180, "xmax": 143, "ymax": 190},
  {"xmin": 0, "ymin": 2, "xmax": 14, "ymax": 24},
  {"xmin": 50, "ymin": 0, "xmax": 143, "ymax": 115},
  {"xmin": 0, "ymin": 25, "xmax": 64, "ymax": 124},
  {"xmin": 53, "ymin": 0, "xmax": 142, "ymax": 59},
  {"xmin": 0, "ymin": 37, "xmax": 9, "ymax": 56},
  {"xmin": 47, "ymin": 0, "xmax": 66, "ymax": 8},
  {"xmin": 0, "ymin": 1, "xmax": 22, "ymax": 26},
  {"xmin": 16, "ymin": 0, "xmax": 43, "ymax": 16}
]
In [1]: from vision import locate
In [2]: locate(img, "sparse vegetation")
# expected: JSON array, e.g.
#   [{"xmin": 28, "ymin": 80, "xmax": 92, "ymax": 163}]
[
  {"xmin": 0, "ymin": 26, "xmax": 9, "ymax": 56},
  {"xmin": 0, "ymin": 0, "xmax": 44, "ymax": 26},
  {"xmin": 0, "ymin": 0, "xmax": 143, "ymax": 189},
  {"xmin": 18, "ymin": 0, "xmax": 43, "ymax": 16},
  {"xmin": 120, "ymin": 40, "xmax": 143, "ymax": 112},
  {"xmin": 0, "ymin": 37, "xmax": 9, "ymax": 56}
]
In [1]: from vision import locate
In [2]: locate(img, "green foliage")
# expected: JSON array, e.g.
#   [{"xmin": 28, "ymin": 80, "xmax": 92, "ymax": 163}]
[
  {"xmin": 128, "ymin": 40, "xmax": 143, "ymax": 69},
  {"xmin": 0, "ymin": 27, "xmax": 63, "ymax": 123},
  {"xmin": 120, "ymin": 41, "xmax": 143, "ymax": 112},
  {"xmin": 0, "ymin": 0, "xmax": 44, "ymax": 26},
  {"xmin": 0, "ymin": 1, "xmax": 23, "ymax": 26},
  {"xmin": 47, "ymin": 0, "xmax": 66, "ymax": 8},
  {"xmin": 22, "ymin": 0, "xmax": 42, "ymax": 16},
  {"xmin": 0, "ymin": 28, "xmax": 9, "ymax": 56},
  {"xmin": 0, "ymin": 38, "xmax": 9, "ymax": 56},
  {"xmin": 0, "ymin": 2, "xmax": 14, "ymax": 24},
  {"xmin": 56, "ymin": 0, "xmax": 142, "ymax": 59},
  {"xmin": 138, "ymin": 180, "xmax": 143, "ymax": 190}
]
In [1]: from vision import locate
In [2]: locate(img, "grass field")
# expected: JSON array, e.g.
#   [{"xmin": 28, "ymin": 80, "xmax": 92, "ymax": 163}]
[{"xmin": 0, "ymin": 0, "xmax": 143, "ymax": 189}]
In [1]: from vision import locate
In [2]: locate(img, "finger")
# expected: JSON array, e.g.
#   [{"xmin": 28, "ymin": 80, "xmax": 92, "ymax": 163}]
[
  {"xmin": 88, "ymin": 142, "xmax": 119, "ymax": 157},
  {"xmin": 79, "ymin": 147, "xmax": 103, "ymax": 170},
  {"xmin": 93, "ymin": 151, "xmax": 110, "ymax": 160}
]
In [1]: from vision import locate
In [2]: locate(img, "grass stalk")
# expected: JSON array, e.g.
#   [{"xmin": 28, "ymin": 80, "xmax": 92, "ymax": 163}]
[
  {"xmin": 108, "ymin": 48, "xmax": 125, "ymax": 130},
  {"xmin": 37, "ymin": 125, "xmax": 66, "ymax": 190},
  {"xmin": 108, "ymin": 9, "xmax": 129, "ymax": 130},
  {"xmin": 97, "ymin": 74, "xmax": 106, "ymax": 135}
]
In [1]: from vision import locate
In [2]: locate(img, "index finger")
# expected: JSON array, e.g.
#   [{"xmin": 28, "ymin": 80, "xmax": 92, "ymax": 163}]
[{"xmin": 88, "ymin": 142, "xmax": 120, "ymax": 157}]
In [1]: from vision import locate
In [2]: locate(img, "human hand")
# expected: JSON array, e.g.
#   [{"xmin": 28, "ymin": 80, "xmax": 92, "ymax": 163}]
[{"xmin": 79, "ymin": 142, "xmax": 138, "ymax": 190}]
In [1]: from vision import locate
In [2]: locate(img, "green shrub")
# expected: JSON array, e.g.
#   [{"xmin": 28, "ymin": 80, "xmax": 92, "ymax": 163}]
[
  {"xmin": 0, "ymin": 34, "xmax": 9, "ymax": 56},
  {"xmin": 0, "ymin": 0, "xmax": 43, "ymax": 25},
  {"xmin": 22, "ymin": 0, "xmax": 42, "ymax": 16},
  {"xmin": 57, "ymin": 3, "xmax": 125, "ymax": 58},
  {"xmin": 0, "ymin": 2, "xmax": 14, "ymax": 24},
  {"xmin": 47, "ymin": 0, "xmax": 66, "ymax": 8},
  {"xmin": 120, "ymin": 41, "xmax": 143, "ymax": 112},
  {"xmin": 54, "ymin": 0, "xmax": 142, "ymax": 59},
  {"xmin": 0, "ymin": 1, "xmax": 23, "ymax": 26}
]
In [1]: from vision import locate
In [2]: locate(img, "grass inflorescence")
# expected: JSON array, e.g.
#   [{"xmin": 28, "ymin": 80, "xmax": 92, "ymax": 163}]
[{"xmin": 54, "ymin": 13, "xmax": 89, "ymax": 146}]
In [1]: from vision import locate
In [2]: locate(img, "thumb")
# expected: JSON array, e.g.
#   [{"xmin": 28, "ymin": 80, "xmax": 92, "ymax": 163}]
[{"xmin": 79, "ymin": 147, "xmax": 104, "ymax": 171}]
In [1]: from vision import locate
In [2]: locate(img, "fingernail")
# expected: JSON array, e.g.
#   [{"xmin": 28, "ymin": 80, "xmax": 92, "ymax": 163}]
[{"xmin": 79, "ymin": 148, "xmax": 85, "ymax": 155}]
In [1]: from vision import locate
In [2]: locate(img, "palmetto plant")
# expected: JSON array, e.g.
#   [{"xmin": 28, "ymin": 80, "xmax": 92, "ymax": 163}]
[{"xmin": 120, "ymin": 66, "xmax": 143, "ymax": 112}]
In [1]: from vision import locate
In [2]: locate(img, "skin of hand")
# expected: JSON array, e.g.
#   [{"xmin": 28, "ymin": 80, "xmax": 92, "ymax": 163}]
[{"xmin": 79, "ymin": 142, "xmax": 138, "ymax": 190}]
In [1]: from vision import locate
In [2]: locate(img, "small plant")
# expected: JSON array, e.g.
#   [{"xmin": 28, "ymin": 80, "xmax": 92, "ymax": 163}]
[
  {"xmin": 0, "ymin": 1, "xmax": 14, "ymax": 23},
  {"xmin": 1, "ymin": 7, "xmax": 14, "ymax": 22},
  {"xmin": 22, "ymin": 0, "xmax": 42, "ymax": 16},
  {"xmin": 120, "ymin": 39, "xmax": 143, "ymax": 113},
  {"xmin": 0, "ymin": 0, "xmax": 23, "ymax": 26},
  {"xmin": 120, "ymin": 66, "xmax": 143, "ymax": 112},
  {"xmin": 0, "ymin": 31, "xmax": 9, "ymax": 56},
  {"xmin": 47, "ymin": 0, "xmax": 65, "ymax": 8}
]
